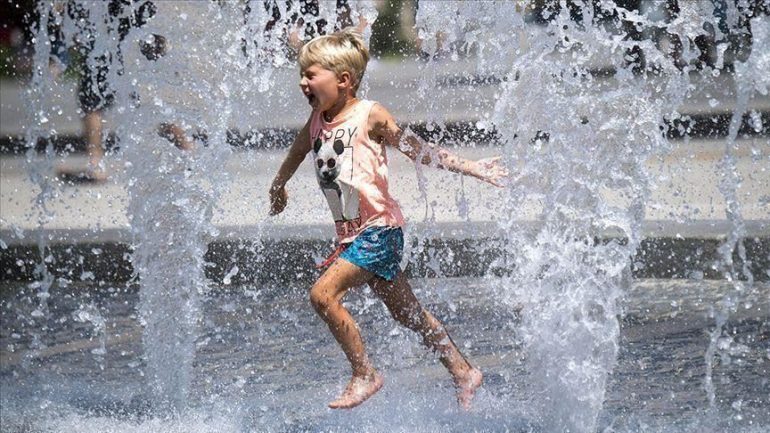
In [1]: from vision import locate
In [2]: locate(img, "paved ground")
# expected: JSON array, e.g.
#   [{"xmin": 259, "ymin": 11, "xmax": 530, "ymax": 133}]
[
  {"xmin": 0, "ymin": 138, "xmax": 768, "ymax": 245},
  {"xmin": 1, "ymin": 57, "xmax": 768, "ymax": 283},
  {"xmin": 2, "ymin": 278, "xmax": 769, "ymax": 432}
]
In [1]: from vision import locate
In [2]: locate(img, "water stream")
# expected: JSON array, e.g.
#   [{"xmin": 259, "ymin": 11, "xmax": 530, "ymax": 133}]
[{"xmin": 2, "ymin": 1, "xmax": 768, "ymax": 432}]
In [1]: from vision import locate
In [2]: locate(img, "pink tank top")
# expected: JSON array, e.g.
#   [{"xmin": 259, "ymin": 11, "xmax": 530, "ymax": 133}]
[{"xmin": 310, "ymin": 100, "xmax": 405, "ymax": 243}]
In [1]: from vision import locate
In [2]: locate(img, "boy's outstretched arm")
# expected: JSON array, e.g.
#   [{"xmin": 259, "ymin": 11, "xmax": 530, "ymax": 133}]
[
  {"xmin": 269, "ymin": 120, "xmax": 312, "ymax": 215},
  {"xmin": 369, "ymin": 103, "xmax": 508, "ymax": 187}
]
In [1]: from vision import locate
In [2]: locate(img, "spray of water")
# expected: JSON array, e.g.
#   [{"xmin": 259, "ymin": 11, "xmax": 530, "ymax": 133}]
[
  {"xmin": 20, "ymin": 0, "xmax": 380, "ymax": 414},
  {"xmin": 705, "ymin": 14, "xmax": 768, "ymax": 413},
  {"xmin": 14, "ymin": 0, "xmax": 767, "ymax": 430},
  {"xmin": 414, "ymin": 2, "xmax": 765, "ymax": 431}
]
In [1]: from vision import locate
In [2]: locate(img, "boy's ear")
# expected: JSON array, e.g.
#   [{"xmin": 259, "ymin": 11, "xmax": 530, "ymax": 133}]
[{"xmin": 337, "ymin": 71, "xmax": 353, "ymax": 89}]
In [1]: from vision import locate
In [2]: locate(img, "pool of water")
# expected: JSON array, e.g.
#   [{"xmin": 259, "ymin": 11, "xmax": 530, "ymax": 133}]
[{"xmin": 1, "ymin": 277, "xmax": 767, "ymax": 432}]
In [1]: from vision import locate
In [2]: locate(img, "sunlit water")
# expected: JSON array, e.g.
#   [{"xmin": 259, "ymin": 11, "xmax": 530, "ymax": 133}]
[
  {"xmin": 1, "ymin": 278, "xmax": 768, "ymax": 432},
  {"xmin": 7, "ymin": 1, "xmax": 769, "ymax": 432},
  {"xmin": 416, "ymin": 3, "xmax": 768, "ymax": 431}
]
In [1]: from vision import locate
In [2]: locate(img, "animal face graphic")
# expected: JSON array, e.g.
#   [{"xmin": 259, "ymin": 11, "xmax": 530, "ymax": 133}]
[
  {"xmin": 312, "ymin": 126, "xmax": 360, "ymax": 224},
  {"xmin": 314, "ymin": 138, "xmax": 345, "ymax": 185}
]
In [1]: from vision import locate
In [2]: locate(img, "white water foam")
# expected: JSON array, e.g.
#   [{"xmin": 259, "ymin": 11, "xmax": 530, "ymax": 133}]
[{"xmin": 15, "ymin": 1, "xmax": 768, "ymax": 431}]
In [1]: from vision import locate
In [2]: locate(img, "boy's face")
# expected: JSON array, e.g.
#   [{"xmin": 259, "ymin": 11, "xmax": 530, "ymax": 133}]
[{"xmin": 299, "ymin": 64, "xmax": 343, "ymax": 111}]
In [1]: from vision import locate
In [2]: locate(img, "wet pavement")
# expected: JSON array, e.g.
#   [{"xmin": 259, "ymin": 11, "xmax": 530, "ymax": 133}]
[
  {"xmin": 1, "ymin": 138, "xmax": 768, "ymax": 242},
  {"xmin": 2, "ymin": 8, "xmax": 769, "ymax": 433},
  {"xmin": 1, "ymin": 277, "xmax": 768, "ymax": 432}
]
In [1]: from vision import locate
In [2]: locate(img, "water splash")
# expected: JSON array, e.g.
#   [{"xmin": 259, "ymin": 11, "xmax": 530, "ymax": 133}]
[
  {"xmin": 12, "ymin": 0, "xmax": 768, "ymax": 430},
  {"xmin": 72, "ymin": 301, "xmax": 107, "ymax": 363},
  {"xmin": 414, "ymin": 2, "xmax": 765, "ymax": 431},
  {"xmin": 705, "ymin": 14, "xmax": 768, "ymax": 412},
  {"xmin": 19, "ymin": 0, "xmax": 381, "ymax": 414},
  {"xmin": 19, "ymin": 1, "xmax": 63, "ymax": 376}
]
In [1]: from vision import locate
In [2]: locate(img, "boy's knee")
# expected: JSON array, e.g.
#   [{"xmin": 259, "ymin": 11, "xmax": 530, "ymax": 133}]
[{"xmin": 309, "ymin": 285, "xmax": 332, "ymax": 314}]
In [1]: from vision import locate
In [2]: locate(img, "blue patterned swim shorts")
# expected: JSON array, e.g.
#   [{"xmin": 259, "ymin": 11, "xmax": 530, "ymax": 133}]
[{"xmin": 339, "ymin": 226, "xmax": 404, "ymax": 281}]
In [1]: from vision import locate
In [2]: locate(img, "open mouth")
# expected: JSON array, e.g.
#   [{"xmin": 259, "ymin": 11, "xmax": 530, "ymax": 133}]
[{"xmin": 306, "ymin": 93, "xmax": 316, "ymax": 105}]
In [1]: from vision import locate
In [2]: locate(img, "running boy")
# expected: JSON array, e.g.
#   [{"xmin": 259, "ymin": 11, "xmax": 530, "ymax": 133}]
[{"xmin": 268, "ymin": 28, "xmax": 507, "ymax": 410}]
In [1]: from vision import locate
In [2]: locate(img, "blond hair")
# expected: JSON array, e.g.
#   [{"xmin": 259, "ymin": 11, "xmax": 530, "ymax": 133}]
[{"xmin": 298, "ymin": 28, "xmax": 370, "ymax": 91}]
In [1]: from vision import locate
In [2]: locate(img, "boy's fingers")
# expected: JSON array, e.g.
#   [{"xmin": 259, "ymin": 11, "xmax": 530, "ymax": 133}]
[
  {"xmin": 480, "ymin": 156, "xmax": 504, "ymax": 170},
  {"xmin": 268, "ymin": 189, "xmax": 287, "ymax": 215},
  {"xmin": 270, "ymin": 203, "xmax": 285, "ymax": 216},
  {"xmin": 484, "ymin": 168, "xmax": 511, "ymax": 187}
]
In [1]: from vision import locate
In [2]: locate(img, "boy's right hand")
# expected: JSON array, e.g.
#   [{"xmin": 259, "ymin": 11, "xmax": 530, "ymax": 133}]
[
  {"xmin": 473, "ymin": 156, "xmax": 509, "ymax": 187},
  {"xmin": 269, "ymin": 185, "xmax": 288, "ymax": 216}
]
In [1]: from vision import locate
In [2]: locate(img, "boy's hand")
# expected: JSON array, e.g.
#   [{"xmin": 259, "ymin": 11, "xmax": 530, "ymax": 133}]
[
  {"xmin": 269, "ymin": 185, "xmax": 288, "ymax": 215},
  {"xmin": 474, "ymin": 157, "xmax": 509, "ymax": 187}
]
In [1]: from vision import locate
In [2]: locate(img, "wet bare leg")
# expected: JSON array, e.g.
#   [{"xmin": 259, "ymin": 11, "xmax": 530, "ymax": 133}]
[
  {"xmin": 310, "ymin": 258, "xmax": 383, "ymax": 409},
  {"xmin": 370, "ymin": 272, "xmax": 483, "ymax": 409}
]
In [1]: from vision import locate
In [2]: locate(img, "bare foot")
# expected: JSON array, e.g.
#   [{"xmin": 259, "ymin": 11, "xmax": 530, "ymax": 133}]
[
  {"xmin": 455, "ymin": 367, "xmax": 483, "ymax": 410},
  {"xmin": 328, "ymin": 371, "xmax": 384, "ymax": 409}
]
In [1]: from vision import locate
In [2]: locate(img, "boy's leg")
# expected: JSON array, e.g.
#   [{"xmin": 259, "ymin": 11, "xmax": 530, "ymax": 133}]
[
  {"xmin": 310, "ymin": 257, "xmax": 384, "ymax": 409},
  {"xmin": 369, "ymin": 272, "xmax": 483, "ymax": 409}
]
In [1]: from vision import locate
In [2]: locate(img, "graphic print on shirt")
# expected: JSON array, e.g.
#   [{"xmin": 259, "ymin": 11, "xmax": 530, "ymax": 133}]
[{"xmin": 312, "ymin": 126, "xmax": 360, "ymax": 232}]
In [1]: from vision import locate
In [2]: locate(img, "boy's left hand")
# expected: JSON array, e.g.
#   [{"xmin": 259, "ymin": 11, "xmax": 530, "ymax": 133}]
[
  {"xmin": 269, "ymin": 185, "xmax": 288, "ymax": 215},
  {"xmin": 474, "ymin": 157, "xmax": 509, "ymax": 187}
]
